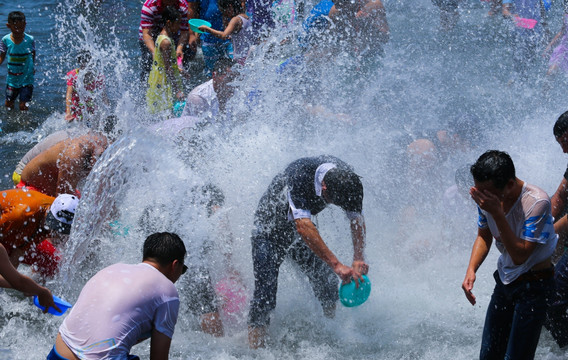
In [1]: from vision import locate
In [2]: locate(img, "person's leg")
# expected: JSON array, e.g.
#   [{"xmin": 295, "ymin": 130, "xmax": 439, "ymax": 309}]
[
  {"xmin": 505, "ymin": 278, "xmax": 554, "ymax": 359},
  {"xmin": 18, "ymin": 85, "xmax": 33, "ymax": 111},
  {"xmin": 5, "ymin": 85, "xmax": 17, "ymax": 110},
  {"xmin": 480, "ymin": 272, "xmax": 513, "ymax": 360},
  {"xmin": 248, "ymin": 230, "xmax": 287, "ymax": 348},
  {"xmin": 546, "ymin": 253, "xmax": 568, "ymax": 347},
  {"xmin": 288, "ymin": 237, "xmax": 339, "ymax": 318}
]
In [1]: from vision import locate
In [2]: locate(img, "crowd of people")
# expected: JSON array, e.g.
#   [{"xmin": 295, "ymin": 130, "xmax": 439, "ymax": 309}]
[{"xmin": 1, "ymin": 0, "xmax": 568, "ymax": 358}]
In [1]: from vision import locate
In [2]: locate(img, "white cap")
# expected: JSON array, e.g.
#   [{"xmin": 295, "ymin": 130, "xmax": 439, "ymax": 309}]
[{"xmin": 50, "ymin": 194, "xmax": 79, "ymax": 225}]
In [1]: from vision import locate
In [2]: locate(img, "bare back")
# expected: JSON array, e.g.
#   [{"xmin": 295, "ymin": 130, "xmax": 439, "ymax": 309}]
[{"xmin": 20, "ymin": 133, "xmax": 108, "ymax": 197}]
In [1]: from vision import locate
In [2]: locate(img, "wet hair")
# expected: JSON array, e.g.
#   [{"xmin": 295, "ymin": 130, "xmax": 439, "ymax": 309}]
[
  {"xmin": 217, "ymin": 0, "xmax": 244, "ymax": 13},
  {"xmin": 143, "ymin": 232, "xmax": 186, "ymax": 266},
  {"xmin": 323, "ymin": 168, "xmax": 363, "ymax": 212},
  {"xmin": 470, "ymin": 150, "xmax": 515, "ymax": 190},
  {"xmin": 161, "ymin": 6, "xmax": 181, "ymax": 24},
  {"xmin": 8, "ymin": 11, "xmax": 25, "ymax": 23},
  {"xmin": 554, "ymin": 110, "xmax": 568, "ymax": 138},
  {"xmin": 76, "ymin": 50, "xmax": 92, "ymax": 69},
  {"xmin": 45, "ymin": 212, "xmax": 72, "ymax": 235}
]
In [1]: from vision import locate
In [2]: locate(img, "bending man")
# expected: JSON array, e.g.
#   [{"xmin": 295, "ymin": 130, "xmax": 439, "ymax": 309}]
[{"xmin": 248, "ymin": 155, "xmax": 367, "ymax": 348}]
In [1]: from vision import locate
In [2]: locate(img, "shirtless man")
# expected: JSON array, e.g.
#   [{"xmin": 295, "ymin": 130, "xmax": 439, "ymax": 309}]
[{"xmin": 18, "ymin": 132, "xmax": 108, "ymax": 197}]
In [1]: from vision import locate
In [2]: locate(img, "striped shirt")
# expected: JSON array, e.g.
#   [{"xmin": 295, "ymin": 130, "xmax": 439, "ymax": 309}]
[
  {"xmin": 138, "ymin": 0, "xmax": 190, "ymax": 41},
  {"xmin": 0, "ymin": 33, "xmax": 35, "ymax": 88}
]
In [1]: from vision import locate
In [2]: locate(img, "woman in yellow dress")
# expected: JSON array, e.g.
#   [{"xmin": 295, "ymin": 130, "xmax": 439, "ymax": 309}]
[{"xmin": 146, "ymin": 6, "xmax": 184, "ymax": 115}]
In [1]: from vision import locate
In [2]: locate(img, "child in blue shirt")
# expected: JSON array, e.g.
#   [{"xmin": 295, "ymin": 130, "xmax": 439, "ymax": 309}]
[{"xmin": 0, "ymin": 11, "xmax": 35, "ymax": 111}]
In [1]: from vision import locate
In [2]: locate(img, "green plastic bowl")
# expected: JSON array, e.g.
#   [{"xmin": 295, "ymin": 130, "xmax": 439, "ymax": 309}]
[
  {"xmin": 339, "ymin": 275, "xmax": 371, "ymax": 307},
  {"xmin": 189, "ymin": 19, "xmax": 212, "ymax": 34}
]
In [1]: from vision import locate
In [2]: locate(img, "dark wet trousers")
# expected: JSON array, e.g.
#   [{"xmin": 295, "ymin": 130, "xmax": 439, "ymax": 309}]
[
  {"xmin": 480, "ymin": 270, "xmax": 553, "ymax": 360},
  {"xmin": 545, "ymin": 252, "xmax": 568, "ymax": 348},
  {"xmin": 248, "ymin": 222, "xmax": 338, "ymax": 327}
]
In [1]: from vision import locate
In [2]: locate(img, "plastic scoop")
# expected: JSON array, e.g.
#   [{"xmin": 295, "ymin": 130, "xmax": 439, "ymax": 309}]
[
  {"xmin": 514, "ymin": 17, "xmax": 537, "ymax": 29},
  {"xmin": 189, "ymin": 19, "xmax": 211, "ymax": 34},
  {"xmin": 34, "ymin": 295, "xmax": 72, "ymax": 316},
  {"xmin": 339, "ymin": 275, "xmax": 371, "ymax": 307},
  {"xmin": 177, "ymin": 56, "xmax": 183, "ymax": 70},
  {"xmin": 173, "ymin": 101, "xmax": 186, "ymax": 117}
]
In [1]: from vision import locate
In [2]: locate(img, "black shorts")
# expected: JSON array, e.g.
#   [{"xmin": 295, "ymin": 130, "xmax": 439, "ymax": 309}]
[{"xmin": 6, "ymin": 85, "xmax": 33, "ymax": 103}]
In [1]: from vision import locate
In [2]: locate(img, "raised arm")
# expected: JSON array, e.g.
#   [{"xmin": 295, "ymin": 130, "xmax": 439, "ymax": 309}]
[
  {"xmin": 199, "ymin": 15, "xmax": 243, "ymax": 40},
  {"xmin": 471, "ymin": 186, "xmax": 538, "ymax": 265}
]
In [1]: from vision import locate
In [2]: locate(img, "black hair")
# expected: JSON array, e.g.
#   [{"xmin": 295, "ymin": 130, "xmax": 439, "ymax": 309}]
[
  {"xmin": 8, "ymin": 11, "xmax": 25, "ymax": 23},
  {"xmin": 76, "ymin": 49, "xmax": 92, "ymax": 69},
  {"xmin": 217, "ymin": 0, "xmax": 244, "ymax": 13},
  {"xmin": 161, "ymin": 6, "xmax": 181, "ymax": 24},
  {"xmin": 470, "ymin": 150, "xmax": 515, "ymax": 190},
  {"xmin": 143, "ymin": 232, "xmax": 186, "ymax": 266},
  {"xmin": 554, "ymin": 110, "xmax": 568, "ymax": 138},
  {"xmin": 45, "ymin": 212, "xmax": 72, "ymax": 235},
  {"xmin": 323, "ymin": 168, "xmax": 363, "ymax": 213}
]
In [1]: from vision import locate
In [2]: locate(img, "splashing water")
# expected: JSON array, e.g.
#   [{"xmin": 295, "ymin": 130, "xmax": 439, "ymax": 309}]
[{"xmin": 1, "ymin": 0, "xmax": 568, "ymax": 358}]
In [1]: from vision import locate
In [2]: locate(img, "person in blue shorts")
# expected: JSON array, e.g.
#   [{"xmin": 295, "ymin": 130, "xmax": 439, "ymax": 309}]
[
  {"xmin": 0, "ymin": 11, "xmax": 35, "ymax": 111},
  {"xmin": 247, "ymin": 155, "xmax": 368, "ymax": 348},
  {"xmin": 187, "ymin": 0, "xmax": 233, "ymax": 76}
]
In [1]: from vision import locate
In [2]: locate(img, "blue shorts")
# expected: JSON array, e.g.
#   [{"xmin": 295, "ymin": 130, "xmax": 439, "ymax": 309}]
[
  {"xmin": 6, "ymin": 85, "xmax": 33, "ymax": 103},
  {"xmin": 46, "ymin": 347, "xmax": 69, "ymax": 360},
  {"xmin": 46, "ymin": 346, "xmax": 140, "ymax": 360}
]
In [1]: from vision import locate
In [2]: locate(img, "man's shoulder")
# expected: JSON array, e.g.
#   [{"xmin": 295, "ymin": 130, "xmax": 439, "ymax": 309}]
[
  {"xmin": 523, "ymin": 183, "xmax": 550, "ymax": 201},
  {"xmin": 24, "ymin": 33, "xmax": 34, "ymax": 42}
]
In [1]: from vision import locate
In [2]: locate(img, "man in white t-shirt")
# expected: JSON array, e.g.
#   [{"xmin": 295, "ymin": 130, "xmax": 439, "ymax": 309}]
[
  {"xmin": 182, "ymin": 58, "xmax": 237, "ymax": 120},
  {"xmin": 462, "ymin": 150, "xmax": 556, "ymax": 360},
  {"xmin": 47, "ymin": 232, "xmax": 187, "ymax": 360}
]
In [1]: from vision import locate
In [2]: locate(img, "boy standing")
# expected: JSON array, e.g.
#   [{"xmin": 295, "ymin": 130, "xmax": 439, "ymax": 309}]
[
  {"xmin": 462, "ymin": 150, "xmax": 557, "ymax": 359},
  {"xmin": 0, "ymin": 11, "xmax": 35, "ymax": 111}
]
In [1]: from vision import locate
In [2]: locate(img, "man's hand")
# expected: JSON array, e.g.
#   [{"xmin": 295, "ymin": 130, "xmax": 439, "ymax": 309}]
[
  {"xmin": 37, "ymin": 287, "xmax": 61, "ymax": 314},
  {"xmin": 462, "ymin": 270, "xmax": 477, "ymax": 305},
  {"xmin": 335, "ymin": 261, "xmax": 368, "ymax": 287},
  {"xmin": 470, "ymin": 187, "xmax": 503, "ymax": 217}
]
